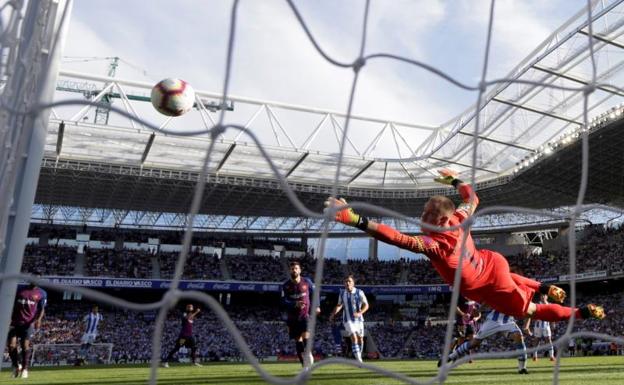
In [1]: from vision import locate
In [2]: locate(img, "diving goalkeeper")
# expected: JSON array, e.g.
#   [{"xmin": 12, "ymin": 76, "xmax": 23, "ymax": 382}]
[{"xmin": 325, "ymin": 169, "xmax": 604, "ymax": 322}]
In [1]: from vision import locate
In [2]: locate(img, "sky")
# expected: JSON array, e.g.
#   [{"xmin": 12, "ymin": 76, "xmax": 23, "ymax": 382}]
[
  {"xmin": 60, "ymin": 0, "xmax": 597, "ymax": 260},
  {"xmin": 62, "ymin": 0, "xmax": 588, "ymax": 129}
]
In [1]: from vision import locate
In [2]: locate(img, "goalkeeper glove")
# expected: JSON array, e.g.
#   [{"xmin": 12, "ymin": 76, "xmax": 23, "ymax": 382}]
[
  {"xmin": 326, "ymin": 198, "xmax": 369, "ymax": 230},
  {"xmin": 433, "ymin": 168, "xmax": 463, "ymax": 187}
]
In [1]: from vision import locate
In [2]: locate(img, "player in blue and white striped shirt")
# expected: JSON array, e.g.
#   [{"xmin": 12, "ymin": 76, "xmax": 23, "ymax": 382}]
[
  {"xmin": 329, "ymin": 275, "xmax": 369, "ymax": 363},
  {"xmin": 524, "ymin": 294, "xmax": 555, "ymax": 361},
  {"xmin": 79, "ymin": 305, "xmax": 103, "ymax": 364},
  {"xmin": 440, "ymin": 307, "xmax": 529, "ymax": 374}
]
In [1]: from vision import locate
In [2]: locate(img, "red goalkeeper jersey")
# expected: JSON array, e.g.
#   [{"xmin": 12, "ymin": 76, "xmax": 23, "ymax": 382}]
[{"xmin": 372, "ymin": 184, "xmax": 487, "ymax": 292}]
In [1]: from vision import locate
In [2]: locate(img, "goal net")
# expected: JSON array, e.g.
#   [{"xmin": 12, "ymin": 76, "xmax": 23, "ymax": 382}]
[
  {"xmin": 31, "ymin": 343, "xmax": 113, "ymax": 367},
  {"xmin": 1, "ymin": 1, "xmax": 624, "ymax": 385}
]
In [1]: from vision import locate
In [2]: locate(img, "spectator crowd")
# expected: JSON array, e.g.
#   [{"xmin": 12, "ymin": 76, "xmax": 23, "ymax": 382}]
[
  {"xmin": 21, "ymin": 245, "xmax": 76, "ymax": 276},
  {"xmin": 22, "ymin": 222, "xmax": 624, "ymax": 286},
  {"xmin": 4, "ymin": 288, "xmax": 622, "ymax": 366}
]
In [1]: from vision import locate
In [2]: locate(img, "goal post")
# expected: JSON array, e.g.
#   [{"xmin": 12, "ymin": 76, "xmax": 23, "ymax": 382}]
[
  {"xmin": 0, "ymin": 0, "xmax": 73, "ymax": 373},
  {"xmin": 31, "ymin": 343, "xmax": 113, "ymax": 367}
]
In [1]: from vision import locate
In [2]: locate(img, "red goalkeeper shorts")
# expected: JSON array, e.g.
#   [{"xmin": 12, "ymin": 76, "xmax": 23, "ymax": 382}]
[{"xmin": 462, "ymin": 249, "xmax": 538, "ymax": 318}]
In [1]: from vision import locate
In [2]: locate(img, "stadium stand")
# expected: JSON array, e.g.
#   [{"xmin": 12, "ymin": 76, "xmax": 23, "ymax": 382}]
[
  {"xmin": 11, "ymin": 222, "xmax": 624, "ymax": 368},
  {"xmin": 21, "ymin": 244, "xmax": 77, "ymax": 276},
  {"xmin": 4, "ymin": 288, "xmax": 621, "ymax": 366},
  {"xmin": 159, "ymin": 251, "xmax": 222, "ymax": 280},
  {"xmin": 19, "ymin": 222, "xmax": 624, "ymax": 284},
  {"xmin": 84, "ymin": 248, "xmax": 153, "ymax": 279}
]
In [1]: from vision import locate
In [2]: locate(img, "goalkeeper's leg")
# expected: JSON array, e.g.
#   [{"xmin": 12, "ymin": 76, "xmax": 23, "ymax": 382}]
[
  {"xmin": 509, "ymin": 273, "xmax": 540, "ymax": 290},
  {"xmin": 529, "ymin": 302, "xmax": 606, "ymax": 321},
  {"xmin": 483, "ymin": 254, "xmax": 575, "ymax": 319},
  {"xmin": 510, "ymin": 273, "xmax": 566, "ymax": 303}
]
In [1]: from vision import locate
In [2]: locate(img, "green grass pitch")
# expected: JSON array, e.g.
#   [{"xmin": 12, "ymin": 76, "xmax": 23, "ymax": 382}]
[{"xmin": 1, "ymin": 356, "xmax": 622, "ymax": 384}]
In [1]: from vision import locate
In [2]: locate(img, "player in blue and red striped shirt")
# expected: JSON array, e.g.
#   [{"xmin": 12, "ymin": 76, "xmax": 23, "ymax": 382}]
[
  {"xmin": 7, "ymin": 283, "xmax": 47, "ymax": 379},
  {"xmin": 281, "ymin": 261, "xmax": 320, "ymax": 368},
  {"xmin": 451, "ymin": 296, "xmax": 481, "ymax": 362},
  {"xmin": 162, "ymin": 304, "xmax": 201, "ymax": 367}
]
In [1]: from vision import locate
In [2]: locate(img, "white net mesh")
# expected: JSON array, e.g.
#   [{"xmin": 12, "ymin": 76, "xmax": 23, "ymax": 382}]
[{"xmin": 1, "ymin": 0, "xmax": 624, "ymax": 384}]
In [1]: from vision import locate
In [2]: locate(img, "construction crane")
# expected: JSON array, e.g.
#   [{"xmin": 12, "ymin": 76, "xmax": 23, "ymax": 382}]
[
  {"xmin": 94, "ymin": 56, "xmax": 118, "ymax": 125},
  {"xmin": 56, "ymin": 56, "xmax": 233, "ymax": 124}
]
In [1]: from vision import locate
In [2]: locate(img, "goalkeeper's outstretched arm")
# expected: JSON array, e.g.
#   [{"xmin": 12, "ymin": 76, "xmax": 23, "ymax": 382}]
[
  {"xmin": 434, "ymin": 168, "xmax": 479, "ymax": 220},
  {"xmin": 325, "ymin": 169, "xmax": 478, "ymax": 253},
  {"xmin": 324, "ymin": 197, "xmax": 435, "ymax": 254}
]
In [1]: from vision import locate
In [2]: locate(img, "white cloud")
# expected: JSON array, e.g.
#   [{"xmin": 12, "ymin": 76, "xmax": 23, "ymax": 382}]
[
  {"xmin": 368, "ymin": 0, "xmax": 447, "ymax": 58},
  {"xmin": 58, "ymin": 0, "xmax": 589, "ymax": 156},
  {"xmin": 457, "ymin": 0, "xmax": 586, "ymax": 79}
]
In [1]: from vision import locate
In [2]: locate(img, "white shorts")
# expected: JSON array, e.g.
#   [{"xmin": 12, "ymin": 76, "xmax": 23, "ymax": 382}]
[
  {"xmin": 533, "ymin": 326, "xmax": 551, "ymax": 338},
  {"xmin": 343, "ymin": 321, "xmax": 364, "ymax": 337},
  {"xmin": 476, "ymin": 320, "xmax": 521, "ymax": 340},
  {"xmin": 81, "ymin": 333, "xmax": 97, "ymax": 344}
]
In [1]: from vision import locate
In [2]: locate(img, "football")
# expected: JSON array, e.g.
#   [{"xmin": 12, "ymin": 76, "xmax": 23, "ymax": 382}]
[{"xmin": 150, "ymin": 78, "xmax": 195, "ymax": 116}]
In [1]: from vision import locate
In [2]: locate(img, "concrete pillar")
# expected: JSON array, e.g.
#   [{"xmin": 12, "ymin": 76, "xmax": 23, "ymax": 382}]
[
  {"xmin": 368, "ymin": 238, "xmax": 378, "ymax": 261},
  {"xmin": 115, "ymin": 234, "xmax": 124, "ymax": 251}
]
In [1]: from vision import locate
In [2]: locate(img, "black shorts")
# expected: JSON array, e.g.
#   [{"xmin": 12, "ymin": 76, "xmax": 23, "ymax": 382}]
[
  {"xmin": 8, "ymin": 324, "xmax": 34, "ymax": 341},
  {"xmin": 175, "ymin": 336, "xmax": 196, "ymax": 349},
  {"xmin": 287, "ymin": 319, "xmax": 309, "ymax": 340},
  {"xmin": 454, "ymin": 323, "xmax": 475, "ymax": 338}
]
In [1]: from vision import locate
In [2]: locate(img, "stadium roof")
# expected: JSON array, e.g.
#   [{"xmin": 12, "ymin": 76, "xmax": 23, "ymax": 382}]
[
  {"xmin": 36, "ymin": 109, "xmax": 624, "ymax": 218},
  {"xmin": 35, "ymin": 1, "xmax": 624, "ymax": 224}
]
